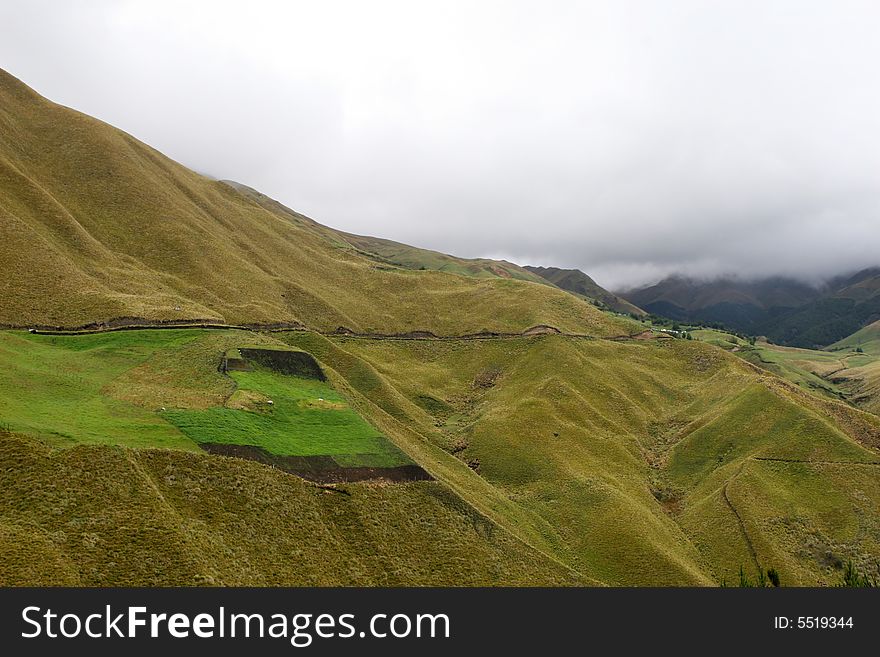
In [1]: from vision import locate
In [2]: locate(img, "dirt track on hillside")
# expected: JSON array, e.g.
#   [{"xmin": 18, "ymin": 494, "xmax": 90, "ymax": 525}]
[{"xmin": 19, "ymin": 317, "xmax": 660, "ymax": 342}]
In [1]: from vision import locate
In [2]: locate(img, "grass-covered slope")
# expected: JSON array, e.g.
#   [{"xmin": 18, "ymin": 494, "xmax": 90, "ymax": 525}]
[
  {"xmin": 277, "ymin": 332, "xmax": 880, "ymax": 585},
  {"xmin": 0, "ymin": 329, "xmax": 202, "ymax": 450},
  {"xmin": 691, "ymin": 327, "xmax": 880, "ymax": 418},
  {"xmin": 0, "ymin": 68, "xmax": 632, "ymax": 338},
  {"xmin": 2, "ymin": 326, "xmax": 879, "ymax": 585},
  {"xmin": 0, "ymin": 330, "xmax": 410, "ymax": 469},
  {"xmin": 163, "ymin": 367, "xmax": 412, "ymax": 467},
  {"xmin": 0, "ymin": 433, "xmax": 581, "ymax": 586}
]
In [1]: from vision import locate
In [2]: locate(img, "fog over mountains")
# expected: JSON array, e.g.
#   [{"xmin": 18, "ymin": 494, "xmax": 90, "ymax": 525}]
[{"xmin": 620, "ymin": 268, "xmax": 880, "ymax": 347}]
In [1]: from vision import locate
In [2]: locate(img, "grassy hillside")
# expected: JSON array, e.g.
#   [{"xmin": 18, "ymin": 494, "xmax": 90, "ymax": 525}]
[
  {"xmin": 828, "ymin": 321, "xmax": 880, "ymax": 415},
  {"xmin": 0, "ymin": 330, "xmax": 413, "ymax": 475},
  {"xmin": 0, "ymin": 68, "xmax": 633, "ymax": 338},
  {"xmin": 524, "ymin": 266, "xmax": 645, "ymax": 316},
  {"xmin": 277, "ymin": 332, "xmax": 880, "ymax": 585},
  {"xmin": 2, "ymin": 325, "xmax": 879, "ymax": 585},
  {"xmin": 691, "ymin": 327, "xmax": 880, "ymax": 418},
  {"xmin": 0, "ymin": 433, "xmax": 581, "ymax": 586}
]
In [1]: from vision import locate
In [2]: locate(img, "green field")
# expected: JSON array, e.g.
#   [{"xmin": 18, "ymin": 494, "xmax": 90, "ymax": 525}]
[
  {"xmin": 163, "ymin": 369, "xmax": 411, "ymax": 466},
  {"xmin": 0, "ymin": 329, "xmax": 409, "ymax": 467},
  {"xmin": 0, "ymin": 330, "xmax": 200, "ymax": 449}
]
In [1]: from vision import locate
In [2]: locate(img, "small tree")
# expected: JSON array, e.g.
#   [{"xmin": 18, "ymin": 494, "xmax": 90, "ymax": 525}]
[
  {"xmin": 737, "ymin": 565, "xmax": 781, "ymax": 587},
  {"xmin": 840, "ymin": 561, "xmax": 877, "ymax": 587}
]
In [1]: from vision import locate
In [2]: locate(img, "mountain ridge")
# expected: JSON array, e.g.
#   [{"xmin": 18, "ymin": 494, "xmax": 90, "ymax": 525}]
[{"xmin": 0, "ymin": 67, "xmax": 633, "ymax": 338}]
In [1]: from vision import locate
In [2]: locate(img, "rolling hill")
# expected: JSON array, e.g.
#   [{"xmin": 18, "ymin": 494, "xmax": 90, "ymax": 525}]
[
  {"xmin": 524, "ymin": 266, "xmax": 645, "ymax": 316},
  {"xmin": 1, "ymin": 67, "xmax": 879, "ymax": 587},
  {"xmin": 828, "ymin": 321, "xmax": 880, "ymax": 416}
]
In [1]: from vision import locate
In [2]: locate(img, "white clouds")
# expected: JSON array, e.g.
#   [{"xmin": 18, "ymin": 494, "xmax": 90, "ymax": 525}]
[{"xmin": 1, "ymin": 0, "xmax": 878, "ymax": 289}]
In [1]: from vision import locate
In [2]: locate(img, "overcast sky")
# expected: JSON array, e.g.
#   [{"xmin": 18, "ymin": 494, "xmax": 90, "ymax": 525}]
[{"xmin": 2, "ymin": 1, "xmax": 879, "ymax": 289}]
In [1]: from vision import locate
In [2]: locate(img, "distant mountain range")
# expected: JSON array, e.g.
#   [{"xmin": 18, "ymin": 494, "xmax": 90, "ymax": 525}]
[{"xmin": 619, "ymin": 268, "xmax": 880, "ymax": 348}]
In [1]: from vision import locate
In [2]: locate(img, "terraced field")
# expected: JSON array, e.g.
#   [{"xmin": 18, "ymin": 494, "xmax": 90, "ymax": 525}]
[{"xmin": 0, "ymin": 330, "xmax": 417, "ymax": 481}]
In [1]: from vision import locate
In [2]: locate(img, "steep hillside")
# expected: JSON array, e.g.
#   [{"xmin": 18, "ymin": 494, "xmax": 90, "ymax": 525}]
[
  {"xmin": 524, "ymin": 266, "xmax": 644, "ymax": 316},
  {"xmin": 0, "ymin": 433, "xmax": 581, "ymax": 586},
  {"xmin": 277, "ymin": 331, "xmax": 880, "ymax": 585},
  {"xmin": 0, "ymin": 68, "xmax": 632, "ymax": 338}
]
